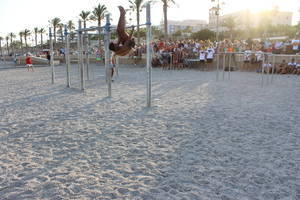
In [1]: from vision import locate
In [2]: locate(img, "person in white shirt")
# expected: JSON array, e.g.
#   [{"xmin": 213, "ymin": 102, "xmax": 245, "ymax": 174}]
[
  {"xmin": 199, "ymin": 49, "xmax": 206, "ymax": 69},
  {"xmin": 206, "ymin": 48, "xmax": 214, "ymax": 69},
  {"xmin": 291, "ymin": 38, "xmax": 299, "ymax": 54},
  {"xmin": 243, "ymin": 49, "xmax": 252, "ymax": 71}
]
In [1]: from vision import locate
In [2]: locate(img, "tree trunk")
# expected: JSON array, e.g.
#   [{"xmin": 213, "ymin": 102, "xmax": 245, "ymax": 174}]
[
  {"xmin": 25, "ymin": 36, "xmax": 28, "ymax": 48},
  {"xmin": 60, "ymin": 28, "xmax": 64, "ymax": 44},
  {"xmin": 40, "ymin": 34, "xmax": 43, "ymax": 47},
  {"xmin": 98, "ymin": 20, "xmax": 101, "ymax": 51},
  {"xmin": 20, "ymin": 36, "xmax": 23, "ymax": 54},
  {"xmin": 54, "ymin": 27, "xmax": 57, "ymax": 44},
  {"xmin": 137, "ymin": 11, "xmax": 140, "ymax": 44},
  {"xmin": 35, "ymin": 33, "xmax": 38, "ymax": 47},
  {"xmin": 163, "ymin": 3, "xmax": 168, "ymax": 40},
  {"xmin": 6, "ymin": 41, "xmax": 9, "ymax": 55}
]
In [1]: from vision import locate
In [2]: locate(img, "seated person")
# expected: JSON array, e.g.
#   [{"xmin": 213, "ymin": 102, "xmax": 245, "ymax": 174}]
[
  {"xmin": 287, "ymin": 58, "xmax": 297, "ymax": 73},
  {"xmin": 277, "ymin": 59, "xmax": 287, "ymax": 74}
]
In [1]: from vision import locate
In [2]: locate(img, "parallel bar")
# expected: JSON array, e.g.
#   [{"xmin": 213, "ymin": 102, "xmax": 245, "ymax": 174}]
[
  {"xmin": 104, "ymin": 14, "xmax": 112, "ymax": 97},
  {"xmin": 228, "ymin": 53, "xmax": 231, "ymax": 80},
  {"xmin": 64, "ymin": 25, "xmax": 71, "ymax": 88},
  {"xmin": 146, "ymin": 2, "xmax": 152, "ymax": 107},
  {"xmin": 49, "ymin": 27, "xmax": 55, "ymax": 84},
  {"xmin": 271, "ymin": 54, "xmax": 275, "ymax": 83},
  {"xmin": 222, "ymin": 53, "xmax": 225, "ymax": 80},
  {"xmin": 78, "ymin": 20, "xmax": 85, "ymax": 91},
  {"xmin": 261, "ymin": 54, "xmax": 265, "ymax": 87}
]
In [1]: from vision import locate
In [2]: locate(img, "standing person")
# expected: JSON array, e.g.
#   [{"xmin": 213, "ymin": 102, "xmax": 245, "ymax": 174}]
[
  {"xmin": 26, "ymin": 54, "xmax": 34, "ymax": 72},
  {"xmin": 206, "ymin": 47, "xmax": 214, "ymax": 69},
  {"xmin": 199, "ymin": 49, "xmax": 206, "ymax": 70},
  {"xmin": 46, "ymin": 51, "xmax": 51, "ymax": 65}
]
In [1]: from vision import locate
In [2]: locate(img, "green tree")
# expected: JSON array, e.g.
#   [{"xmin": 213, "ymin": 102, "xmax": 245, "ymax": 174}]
[
  {"xmin": 23, "ymin": 29, "xmax": 31, "ymax": 48},
  {"xmin": 222, "ymin": 16, "xmax": 236, "ymax": 40},
  {"xmin": 51, "ymin": 17, "xmax": 61, "ymax": 44},
  {"xmin": 5, "ymin": 36, "xmax": 10, "ymax": 54},
  {"xmin": 129, "ymin": 0, "xmax": 146, "ymax": 44},
  {"xmin": 80, "ymin": 11, "xmax": 91, "ymax": 29},
  {"xmin": 91, "ymin": 3, "xmax": 107, "ymax": 48},
  {"xmin": 191, "ymin": 29, "xmax": 215, "ymax": 40},
  {"xmin": 39, "ymin": 28, "xmax": 46, "ymax": 46},
  {"xmin": 67, "ymin": 20, "xmax": 75, "ymax": 32},
  {"xmin": 34, "ymin": 27, "xmax": 39, "ymax": 47},
  {"xmin": 162, "ymin": 0, "xmax": 175, "ymax": 39}
]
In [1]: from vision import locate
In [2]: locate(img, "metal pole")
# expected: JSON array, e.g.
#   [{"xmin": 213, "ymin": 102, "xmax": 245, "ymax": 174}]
[
  {"xmin": 78, "ymin": 20, "xmax": 85, "ymax": 91},
  {"xmin": 266, "ymin": 54, "xmax": 270, "ymax": 85},
  {"xmin": 215, "ymin": 0, "xmax": 220, "ymax": 81},
  {"xmin": 228, "ymin": 53, "xmax": 232, "ymax": 80},
  {"xmin": 146, "ymin": 2, "xmax": 152, "ymax": 107},
  {"xmin": 115, "ymin": 56, "xmax": 119, "ymax": 78},
  {"xmin": 86, "ymin": 35, "xmax": 90, "ymax": 80},
  {"xmin": 271, "ymin": 54, "xmax": 275, "ymax": 83},
  {"xmin": 222, "ymin": 53, "xmax": 225, "ymax": 80},
  {"xmin": 104, "ymin": 14, "xmax": 112, "ymax": 97},
  {"xmin": 84, "ymin": 24, "xmax": 90, "ymax": 81},
  {"xmin": 49, "ymin": 27, "xmax": 55, "ymax": 84},
  {"xmin": 261, "ymin": 54, "xmax": 265, "ymax": 87},
  {"xmin": 64, "ymin": 25, "xmax": 71, "ymax": 88}
]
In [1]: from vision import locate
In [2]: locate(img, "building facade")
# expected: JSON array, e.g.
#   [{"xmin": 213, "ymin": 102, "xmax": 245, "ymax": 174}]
[
  {"xmin": 209, "ymin": 8, "xmax": 293, "ymax": 32},
  {"xmin": 160, "ymin": 20, "xmax": 207, "ymax": 35}
]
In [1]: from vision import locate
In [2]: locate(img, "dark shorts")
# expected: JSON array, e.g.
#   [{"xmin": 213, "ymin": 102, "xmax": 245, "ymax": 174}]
[
  {"xmin": 244, "ymin": 60, "xmax": 250, "ymax": 63},
  {"xmin": 207, "ymin": 59, "xmax": 213, "ymax": 63},
  {"xmin": 199, "ymin": 60, "xmax": 205, "ymax": 63}
]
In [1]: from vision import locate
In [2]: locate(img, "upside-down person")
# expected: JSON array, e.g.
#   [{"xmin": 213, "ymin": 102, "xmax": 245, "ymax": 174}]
[
  {"xmin": 109, "ymin": 6, "xmax": 135, "ymax": 78},
  {"xmin": 109, "ymin": 6, "xmax": 135, "ymax": 57}
]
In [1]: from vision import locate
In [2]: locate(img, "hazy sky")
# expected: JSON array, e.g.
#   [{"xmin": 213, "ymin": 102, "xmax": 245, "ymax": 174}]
[{"xmin": 0, "ymin": 0, "xmax": 298, "ymax": 36}]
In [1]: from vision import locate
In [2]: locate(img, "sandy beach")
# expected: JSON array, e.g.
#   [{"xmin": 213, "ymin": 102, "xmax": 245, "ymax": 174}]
[{"xmin": 0, "ymin": 63, "xmax": 299, "ymax": 200}]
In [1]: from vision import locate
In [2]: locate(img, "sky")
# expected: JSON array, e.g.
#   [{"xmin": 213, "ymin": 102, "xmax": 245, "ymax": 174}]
[{"xmin": 0, "ymin": 0, "xmax": 299, "ymax": 37}]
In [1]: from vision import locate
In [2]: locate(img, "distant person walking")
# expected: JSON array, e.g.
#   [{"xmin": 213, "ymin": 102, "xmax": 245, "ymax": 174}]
[
  {"xmin": 26, "ymin": 54, "xmax": 34, "ymax": 72},
  {"xmin": 46, "ymin": 51, "xmax": 51, "ymax": 65}
]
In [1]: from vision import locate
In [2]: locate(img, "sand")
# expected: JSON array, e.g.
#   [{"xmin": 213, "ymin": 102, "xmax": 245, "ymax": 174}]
[{"xmin": 0, "ymin": 63, "xmax": 299, "ymax": 200}]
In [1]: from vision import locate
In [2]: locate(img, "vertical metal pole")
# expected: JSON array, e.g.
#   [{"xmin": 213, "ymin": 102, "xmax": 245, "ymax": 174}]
[
  {"xmin": 222, "ymin": 53, "xmax": 225, "ymax": 80},
  {"xmin": 266, "ymin": 54, "xmax": 270, "ymax": 85},
  {"xmin": 261, "ymin": 54, "xmax": 265, "ymax": 87},
  {"xmin": 83, "ymin": 26, "xmax": 89, "ymax": 81},
  {"xmin": 271, "ymin": 54, "xmax": 275, "ymax": 83},
  {"xmin": 49, "ymin": 27, "xmax": 55, "ymax": 84},
  {"xmin": 146, "ymin": 2, "xmax": 152, "ymax": 107},
  {"xmin": 78, "ymin": 20, "xmax": 85, "ymax": 91},
  {"xmin": 215, "ymin": 0, "xmax": 220, "ymax": 81},
  {"xmin": 104, "ymin": 14, "xmax": 112, "ymax": 97},
  {"xmin": 228, "ymin": 53, "xmax": 231, "ymax": 80},
  {"xmin": 86, "ymin": 35, "xmax": 90, "ymax": 80},
  {"xmin": 64, "ymin": 25, "xmax": 71, "ymax": 88},
  {"xmin": 115, "ymin": 56, "xmax": 119, "ymax": 78}
]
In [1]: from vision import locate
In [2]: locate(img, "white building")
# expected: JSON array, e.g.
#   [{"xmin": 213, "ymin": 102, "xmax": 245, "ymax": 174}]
[
  {"xmin": 209, "ymin": 8, "xmax": 293, "ymax": 32},
  {"xmin": 160, "ymin": 20, "xmax": 207, "ymax": 34}
]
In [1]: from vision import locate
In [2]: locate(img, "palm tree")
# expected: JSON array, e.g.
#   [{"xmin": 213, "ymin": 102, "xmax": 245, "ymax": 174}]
[
  {"xmin": 222, "ymin": 16, "xmax": 236, "ymax": 40},
  {"xmin": 129, "ymin": 0, "xmax": 146, "ymax": 44},
  {"xmin": 162, "ymin": 0, "xmax": 175, "ymax": 39},
  {"xmin": 9, "ymin": 33, "xmax": 16, "ymax": 46},
  {"xmin": 90, "ymin": 3, "xmax": 107, "ymax": 48},
  {"xmin": 67, "ymin": 20, "xmax": 75, "ymax": 32},
  {"xmin": 34, "ymin": 27, "xmax": 39, "ymax": 47},
  {"xmin": 51, "ymin": 17, "xmax": 61, "ymax": 43},
  {"xmin": 80, "ymin": 11, "xmax": 91, "ymax": 29},
  {"xmin": 5, "ymin": 36, "xmax": 10, "ymax": 54},
  {"xmin": 19, "ymin": 32, "xmax": 24, "ymax": 53},
  {"xmin": 23, "ymin": 29, "xmax": 31, "ymax": 48},
  {"xmin": 39, "ymin": 28, "xmax": 46, "ymax": 46},
  {"xmin": 58, "ymin": 23, "xmax": 64, "ymax": 43}
]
